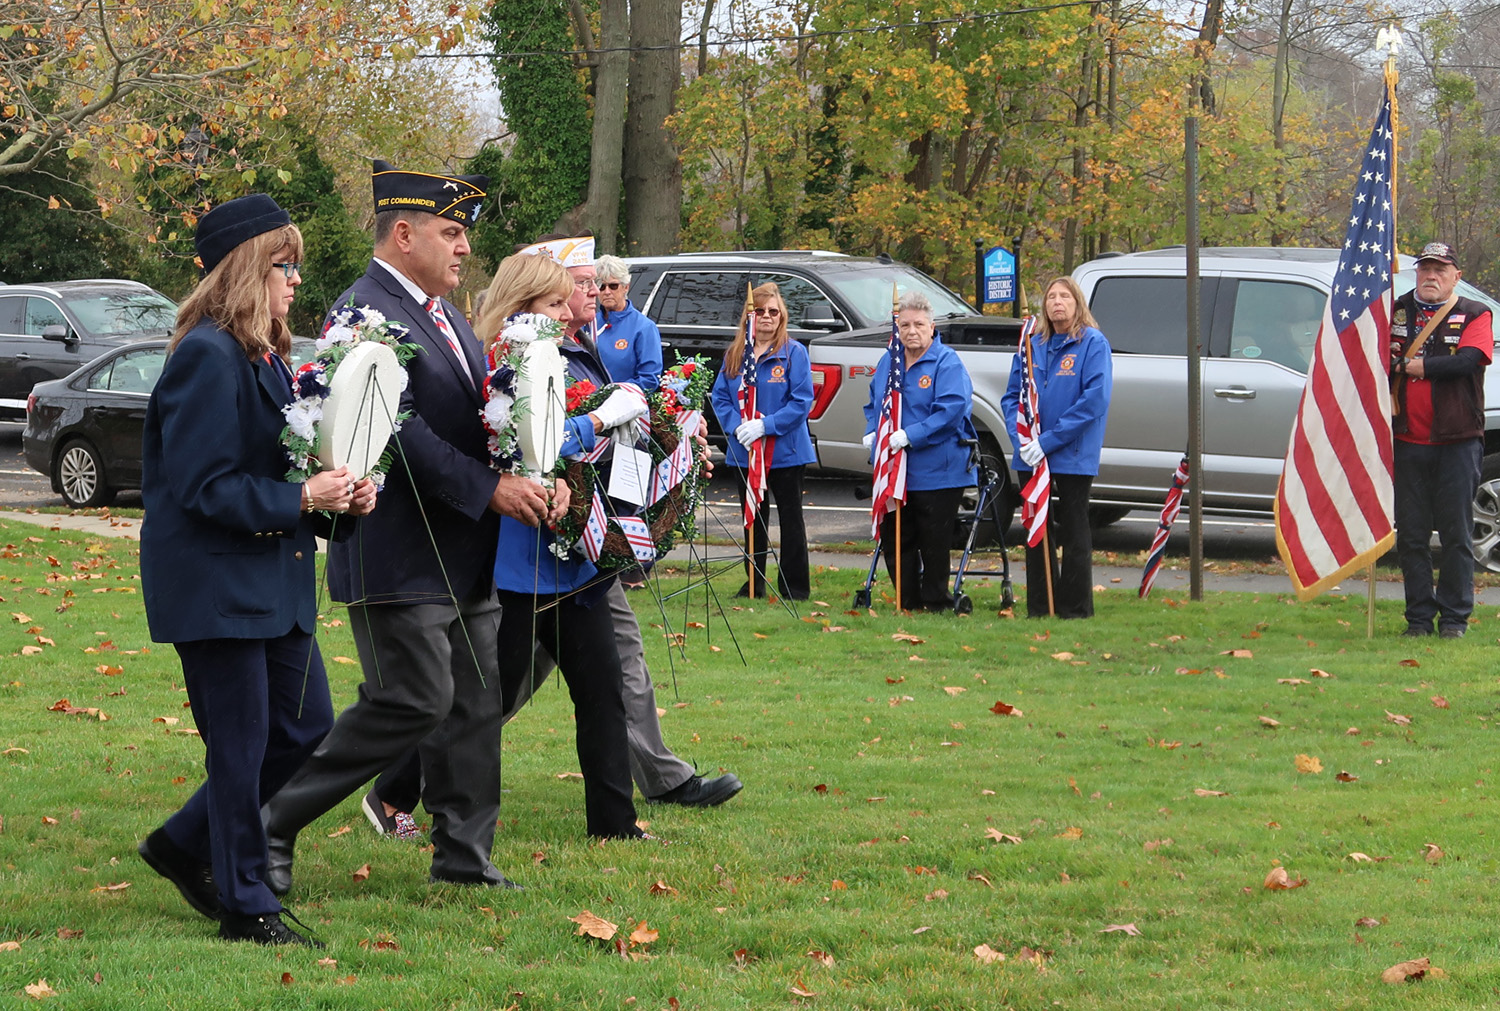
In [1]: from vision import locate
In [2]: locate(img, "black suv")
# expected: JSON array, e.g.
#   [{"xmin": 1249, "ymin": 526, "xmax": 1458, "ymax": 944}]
[
  {"xmin": 620, "ymin": 251, "xmax": 1014, "ymax": 373},
  {"xmin": 0, "ymin": 280, "xmax": 177, "ymax": 421}
]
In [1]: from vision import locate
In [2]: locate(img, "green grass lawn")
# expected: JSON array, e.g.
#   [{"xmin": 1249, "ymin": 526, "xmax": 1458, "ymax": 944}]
[{"xmin": 1, "ymin": 520, "xmax": 1499, "ymax": 1008}]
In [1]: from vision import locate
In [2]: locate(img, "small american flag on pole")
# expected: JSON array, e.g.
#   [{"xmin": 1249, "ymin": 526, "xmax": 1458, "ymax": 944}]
[
  {"xmin": 739, "ymin": 314, "xmax": 772, "ymax": 526},
  {"xmin": 1139, "ymin": 454, "xmax": 1190, "ymax": 599},
  {"xmin": 1274, "ymin": 79, "xmax": 1397, "ymax": 600},
  {"xmin": 869, "ymin": 305, "xmax": 907, "ymax": 538},
  {"xmin": 1015, "ymin": 316, "xmax": 1050, "ymax": 548}
]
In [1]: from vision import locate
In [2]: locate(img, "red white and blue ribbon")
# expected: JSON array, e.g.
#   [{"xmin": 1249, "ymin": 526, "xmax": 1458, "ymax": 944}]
[
  {"xmin": 739, "ymin": 314, "xmax": 771, "ymax": 526},
  {"xmin": 1139, "ymin": 454, "xmax": 1190, "ymax": 599},
  {"xmin": 649, "ymin": 437, "xmax": 695, "ymax": 506},
  {"xmin": 580, "ymin": 488, "xmax": 609, "ymax": 562},
  {"xmin": 615, "ymin": 516, "xmax": 657, "ymax": 562}
]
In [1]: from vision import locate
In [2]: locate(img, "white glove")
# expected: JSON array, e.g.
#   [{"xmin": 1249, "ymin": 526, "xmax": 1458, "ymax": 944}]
[
  {"xmin": 1019, "ymin": 439, "xmax": 1044, "ymax": 467},
  {"xmin": 735, "ymin": 418, "xmax": 766, "ymax": 447},
  {"xmin": 888, "ymin": 429, "xmax": 910, "ymax": 451},
  {"xmin": 861, "ymin": 431, "xmax": 876, "ymax": 450},
  {"xmin": 591, "ymin": 387, "xmax": 648, "ymax": 430}
]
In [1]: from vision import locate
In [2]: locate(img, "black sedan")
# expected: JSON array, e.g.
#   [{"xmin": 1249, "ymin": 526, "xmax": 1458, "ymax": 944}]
[{"xmin": 23, "ymin": 337, "xmax": 316, "ymax": 508}]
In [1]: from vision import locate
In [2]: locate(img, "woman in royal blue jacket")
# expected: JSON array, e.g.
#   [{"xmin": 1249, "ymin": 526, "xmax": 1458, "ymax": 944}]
[
  {"xmin": 137, "ymin": 195, "xmax": 374, "ymax": 946},
  {"xmin": 593, "ymin": 254, "xmax": 663, "ymax": 392},
  {"xmin": 711, "ymin": 282, "xmax": 815, "ymax": 599},
  {"xmin": 1001, "ymin": 276, "xmax": 1113, "ymax": 619},
  {"xmin": 861, "ymin": 292, "xmax": 978, "ymax": 611}
]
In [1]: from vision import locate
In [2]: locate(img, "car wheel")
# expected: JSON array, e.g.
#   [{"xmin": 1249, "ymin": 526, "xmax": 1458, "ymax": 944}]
[
  {"xmin": 56, "ymin": 439, "xmax": 116, "ymax": 508},
  {"xmin": 1088, "ymin": 506, "xmax": 1130, "ymax": 529},
  {"xmin": 1472, "ymin": 455, "xmax": 1500, "ymax": 574}
]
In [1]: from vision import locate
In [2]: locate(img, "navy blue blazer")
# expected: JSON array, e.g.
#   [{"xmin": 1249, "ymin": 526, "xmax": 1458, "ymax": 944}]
[
  {"xmin": 140, "ymin": 320, "xmax": 339, "ymax": 643},
  {"xmin": 324, "ymin": 262, "xmax": 500, "ymax": 605}
]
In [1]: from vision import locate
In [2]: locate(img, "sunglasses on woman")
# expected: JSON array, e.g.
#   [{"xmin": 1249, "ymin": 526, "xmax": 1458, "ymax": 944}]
[
  {"xmin": 598, "ymin": 281, "xmax": 625, "ymax": 291},
  {"xmin": 752, "ymin": 307, "xmax": 781, "ymax": 317}
]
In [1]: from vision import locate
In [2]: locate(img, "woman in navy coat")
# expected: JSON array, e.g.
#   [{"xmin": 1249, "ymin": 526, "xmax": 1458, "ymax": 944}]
[
  {"xmin": 861, "ymin": 292, "xmax": 978, "ymax": 610},
  {"xmin": 136, "ymin": 195, "xmax": 375, "ymax": 946},
  {"xmin": 711, "ymin": 282, "xmax": 815, "ymax": 599},
  {"xmin": 1001, "ymin": 276, "xmax": 1113, "ymax": 619}
]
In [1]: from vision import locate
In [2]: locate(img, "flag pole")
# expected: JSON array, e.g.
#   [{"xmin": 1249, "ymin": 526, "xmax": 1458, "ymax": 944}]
[
  {"xmin": 1022, "ymin": 321, "xmax": 1055, "ymax": 616},
  {"xmin": 1370, "ymin": 24, "xmax": 1402, "ymax": 639},
  {"xmin": 743, "ymin": 282, "xmax": 757, "ymax": 601},
  {"xmin": 891, "ymin": 283, "xmax": 903, "ymax": 612}
]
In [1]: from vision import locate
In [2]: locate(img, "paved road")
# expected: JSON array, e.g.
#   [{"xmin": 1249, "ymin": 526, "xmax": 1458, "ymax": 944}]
[{"xmin": 0, "ymin": 424, "xmax": 1279, "ymax": 560}]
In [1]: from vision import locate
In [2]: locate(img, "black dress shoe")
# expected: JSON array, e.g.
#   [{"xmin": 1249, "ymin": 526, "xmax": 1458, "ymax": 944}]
[
  {"xmin": 218, "ymin": 910, "xmax": 323, "ymax": 948},
  {"xmin": 1439, "ymin": 626, "xmax": 1466, "ymax": 639},
  {"xmin": 264, "ymin": 834, "xmax": 294, "ymax": 897},
  {"xmin": 138, "ymin": 827, "xmax": 221, "ymax": 920},
  {"xmin": 429, "ymin": 872, "xmax": 524, "ymax": 890},
  {"xmin": 1401, "ymin": 625, "xmax": 1433, "ymax": 637},
  {"xmin": 648, "ymin": 773, "xmax": 744, "ymax": 808}
]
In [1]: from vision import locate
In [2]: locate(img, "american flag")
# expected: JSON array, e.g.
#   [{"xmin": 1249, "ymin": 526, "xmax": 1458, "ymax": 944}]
[
  {"xmin": 1139, "ymin": 454, "xmax": 1190, "ymax": 599},
  {"xmin": 1015, "ymin": 316, "xmax": 1050, "ymax": 549},
  {"xmin": 1274, "ymin": 81, "xmax": 1397, "ymax": 600},
  {"xmin": 869, "ymin": 308, "xmax": 908, "ymax": 538},
  {"xmin": 738, "ymin": 314, "xmax": 773, "ymax": 526}
]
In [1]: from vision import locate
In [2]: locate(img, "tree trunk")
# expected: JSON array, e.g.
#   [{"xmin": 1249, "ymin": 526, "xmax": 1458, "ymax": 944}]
[
  {"xmin": 586, "ymin": 0, "xmax": 628, "ymax": 250},
  {"xmin": 624, "ymin": 0, "xmax": 683, "ymax": 254},
  {"xmin": 1196, "ymin": 0, "xmax": 1222, "ymax": 116},
  {"xmin": 1063, "ymin": 4, "xmax": 1100, "ymax": 274},
  {"xmin": 1269, "ymin": 0, "xmax": 1293, "ymax": 244}
]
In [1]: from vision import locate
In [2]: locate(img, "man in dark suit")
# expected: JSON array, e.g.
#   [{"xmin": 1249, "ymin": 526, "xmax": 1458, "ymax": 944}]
[{"xmin": 261, "ymin": 161, "xmax": 565, "ymax": 892}]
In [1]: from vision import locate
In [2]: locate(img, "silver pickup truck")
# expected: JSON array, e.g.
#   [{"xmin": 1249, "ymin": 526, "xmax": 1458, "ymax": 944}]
[{"xmin": 807, "ymin": 247, "xmax": 1500, "ymax": 569}]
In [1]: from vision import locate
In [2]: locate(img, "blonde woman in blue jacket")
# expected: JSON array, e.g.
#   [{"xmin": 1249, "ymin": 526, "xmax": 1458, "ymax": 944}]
[
  {"xmin": 710, "ymin": 282, "xmax": 815, "ymax": 599},
  {"xmin": 1001, "ymin": 277, "xmax": 1113, "ymax": 619}
]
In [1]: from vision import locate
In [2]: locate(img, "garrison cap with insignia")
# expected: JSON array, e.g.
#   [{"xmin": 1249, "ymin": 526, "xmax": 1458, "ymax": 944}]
[{"xmin": 371, "ymin": 159, "xmax": 487, "ymax": 226}]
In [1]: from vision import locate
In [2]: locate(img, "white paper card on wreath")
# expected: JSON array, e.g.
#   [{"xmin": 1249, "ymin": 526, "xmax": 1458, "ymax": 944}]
[
  {"xmin": 608, "ymin": 443, "xmax": 652, "ymax": 507},
  {"xmin": 318, "ymin": 341, "xmax": 402, "ymax": 481},
  {"xmin": 514, "ymin": 340, "xmax": 568, "ymax": 475}
]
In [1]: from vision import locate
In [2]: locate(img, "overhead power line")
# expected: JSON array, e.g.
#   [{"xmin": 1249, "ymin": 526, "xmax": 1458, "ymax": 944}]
[{"xmin": 410, "ymin": 0, "xmax": 1107, "ymax": 61}]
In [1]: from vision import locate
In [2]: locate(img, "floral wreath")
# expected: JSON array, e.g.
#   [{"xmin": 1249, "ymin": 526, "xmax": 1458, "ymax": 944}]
[
  {"xmin": 550, "ymin": 356, "xmax": 714, "ymax": 569},
  {"xmin": 279, "ymin": 304, "xmax": 418, "ymax": 488},
  {"xmin": 479, "ymin": 312, "xmax": 568, "ymax": 474}
]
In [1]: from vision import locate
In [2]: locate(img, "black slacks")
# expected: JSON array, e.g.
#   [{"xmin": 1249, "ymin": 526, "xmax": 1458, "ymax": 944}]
[
  {"xmin": 731, "ymin": 464, "xmax": 810, "ymax": 599},
  {"xmin": 1019, "ymin": 471, "xmax": 1095, "ymax": 619},
  {"xmin": 496, "ymin": 589, "xmax": 640, "ymax": 839},
  {"xmin": 879, "ymin": 486, "xmax": 964, "ymax": 610},
  {"xmin": 167, "ymin": 632, "xmax": 333, "ymax": 915}
]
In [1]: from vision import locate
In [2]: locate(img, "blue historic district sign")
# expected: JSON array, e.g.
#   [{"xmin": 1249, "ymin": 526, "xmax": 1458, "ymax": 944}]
[{"xmin": 982, "ymin": 246, "xmax": 1016, "ymax": 303}]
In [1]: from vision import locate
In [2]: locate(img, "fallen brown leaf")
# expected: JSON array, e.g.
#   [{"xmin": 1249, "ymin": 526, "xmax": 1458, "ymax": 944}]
[
  {"xmin": 1278, "ymin": 678, "xmax": 1310, "ymax": 685},
  {"xmin": 973, "ymin": 943, "xmax": 1007, "ymax": 964},
  {"xmin": 1308, "ymin": 667, "xmax": 1334, "ymax": 678},
  {"xmin": 1381, "ymin": 957, "xmax": 1432, "ymax": 984},
  {"xmin": 924, "ymin": 888, "xmax": 949, "ymax": 902},
  {"xmin": 1335, "ymin": 771, "xmax": 1359, "ymax": 782},
  {"xmin": 1099, "ymin": 923, "xmax": 1142, "ymax": 936},
  {"xmin": 1258, "ymin": 716, "xmax": 1281, "ymax": 727},
  {"xmin": 788, "ymin": 980, "xmax": 818, "ymax": 998},
  {"xmin": 649, "ymin": 879, "xmax": 678, "ymax": 897},
  {"xmin": 985, "ymin": 828, "xmax": 1022, "ymax": 844},
  {"xmin": 89, "ymin": 882, "xmax": 130, "ymax": 893},
  {"xmin": 629, "ymin": 922, "xmax": 658, "ymax": 945},
  {"xmin": 0, "ymin": 941, "xmax": 19, "ymax": 952},
  {"xmin": 806, "ymin": 949, "xmax": 834, "ymax": 967},
  {"xmin": 1143, "ymin": 838, "xmax": 1173, "ymax": 852},
  {"xmin": 1355, "ymin": 917, "xmax": 1382, "ymax": 928},
  {"xmin": 55, "ymin": 929, "xmax": 82, "ymax": 940},
  {"xmin": 1294, "ymin": 754, "xmax": 1323, "ymax": 774},
  {"xmin": 1423, "ymin": 843, "xmax": 1444, "ymax": 863},
  {"xmin": 351, "ymin": 863, "xmax": 371, "ymax": 882},
  {"xmin": 989, "ymin": 701, "xmax": 1023, "ymax": 717},
  {"xmin": 327, "ymin": 826, "xmax": 352, "ymax": 838},
  {"xmin": 1398, "ymin": 658, "xmax": 1421, "ymax": 667},
  {"xmin": 891, "ymin": 633, "xmax": 924, "ymax": 644},
  {"xmin": 1221, "ymin": 649, "xmax": 1253, "ymax": 658},
  {"xmin": 1263, "ymin": 866, "xmax": 1307, "ymax": 890},
  {"xmin": 1194, "ymin": 788, "xmax": 1229, "ymax": 797},
  {"xmin": 943, "ymin": 686, "xmax": 966, "ymax": 696},
  {"xmin": 24, "ymin": 979, "xmax": 57, "ymax": 999},
  {"xmin": 1055, "ymin": 826, "xmax": 1084, "ymax": 840},
  {"xmin": 569, "ymin": 910, "xmax": 619, "ymax": 941},
  {"xmin": 1431, "ymin": 695, "xmax": 1450, "ymax": 709},
  {"xmin": 1386, "ymin": 710, "xmax": 1412, "ymax": 726}
]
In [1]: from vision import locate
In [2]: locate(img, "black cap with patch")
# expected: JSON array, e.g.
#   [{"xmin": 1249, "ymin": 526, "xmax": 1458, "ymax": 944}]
[
  {"xmin": 1415, "ymin": 241, "xmax": 1459, "ymax": 268},
  {"xmin": 371, "ymin": 159, "xmax": 487, "ymax": 227}
]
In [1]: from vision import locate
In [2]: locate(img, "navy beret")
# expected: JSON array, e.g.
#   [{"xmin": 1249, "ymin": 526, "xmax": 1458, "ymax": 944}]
[
  {"xmin": 372, "ymin": 159, "xmax": 488, "ymax": 227},
  {"xmin": 195, "ymin": 194, "xmax": 291, "ymax": 275}
]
